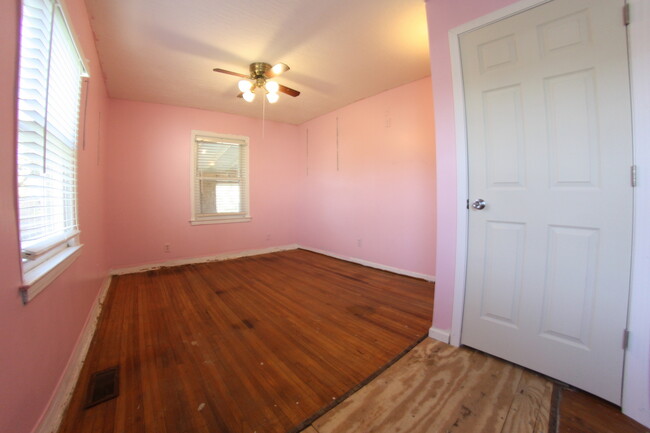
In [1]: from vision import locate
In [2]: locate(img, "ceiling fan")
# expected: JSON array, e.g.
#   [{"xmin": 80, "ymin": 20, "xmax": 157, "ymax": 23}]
[{"xmin": 213, "ymin": 62, "xmax": 300, "ymax": 104}]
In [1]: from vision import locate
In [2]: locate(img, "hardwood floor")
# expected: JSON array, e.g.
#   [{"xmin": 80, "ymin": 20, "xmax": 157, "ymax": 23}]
[
  {"xmin": 58, "ymin": 248, "xmax": 648, "ymax": 433},
  {"xmin": 58, "ymin": 249, "xmax": 435, "ymax": 433},
  {"xmin": 559, "ymin": 388, "xmax": 649, "ymax": 433}
]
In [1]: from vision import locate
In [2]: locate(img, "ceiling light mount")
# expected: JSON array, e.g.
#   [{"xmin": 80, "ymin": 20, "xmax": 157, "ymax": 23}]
[{"xmin": 251, "ymin": 62, "xmax": 272, "ymax": 79}]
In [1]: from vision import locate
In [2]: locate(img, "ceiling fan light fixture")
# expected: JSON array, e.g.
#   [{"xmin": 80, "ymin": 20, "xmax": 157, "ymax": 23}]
[
  {"xmin": 238, "ymin": 80, "xmax": 253, "ymax": 92},
  {"xmin": 270, "ymin": 63, "xmax": 289, "ymax": 76},
  {"xmin": 266, "ymin": 92, "xmax": 279, "ymax": 104},
  {"xmin": 213, "ymin": 62, "xmax": 300, "ymax": 102},
  {"xmin": 243, "ymin": 90, "xmax": 255, "ymax": 102},
  {"xmin": 264, "ymin": 80, "xmax": 279, "ymax": 94}
]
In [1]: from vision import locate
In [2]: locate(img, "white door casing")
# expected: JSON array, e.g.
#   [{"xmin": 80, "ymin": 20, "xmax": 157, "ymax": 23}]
[{"xmin": 460, "ymin": 0, "xmax": 633, "ymax": 404}]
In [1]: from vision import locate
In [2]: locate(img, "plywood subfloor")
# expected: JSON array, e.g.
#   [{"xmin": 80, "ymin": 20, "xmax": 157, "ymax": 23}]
[
  {"xmin": 57, "ymin": 249, "xmax": 435, "ymax": 433},
  {"xmin": 308, "ymin": 338, "xmax": 552, "ymax": 433},
  {"xmin": 303, "ymin": 338, "xmax": 649, "ymax": 433}
]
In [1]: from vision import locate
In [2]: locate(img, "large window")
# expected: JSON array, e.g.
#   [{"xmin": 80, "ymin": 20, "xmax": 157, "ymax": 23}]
[
  {"xmin": 191, "ymin": 131, "xmax": 250, "ymax": 224},
  {"xmin": 16, "ymin": 0, "xmax": 87, "ymax": 302}
]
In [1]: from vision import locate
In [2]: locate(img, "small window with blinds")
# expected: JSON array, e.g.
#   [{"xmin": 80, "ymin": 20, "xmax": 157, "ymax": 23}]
[
  {"xmin": 16, "ymin": 0, "xmax": 87, "ymax": 302},
  {"xmin": 190, "ymin": 131, "xmax": 251, "ymax": 224}
]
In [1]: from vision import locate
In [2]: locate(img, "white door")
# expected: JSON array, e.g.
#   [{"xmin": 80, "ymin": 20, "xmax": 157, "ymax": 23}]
[{"xmin": 461, "ymin": 0, "xmax": 633, "ymax": 404}]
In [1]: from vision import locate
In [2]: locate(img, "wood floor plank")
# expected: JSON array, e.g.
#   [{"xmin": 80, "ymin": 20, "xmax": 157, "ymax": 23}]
[
  {"xmin": 57, "ymin": 249, "xmax": 434, "ymax": 433},
  {"xmin": 532, "ymin": 376, "xmax": 553, "ymax": 433},
  {"xmin": 559, "ymin": 388, "xmax": 649, "ymax": 433},
  {"xmin": 441, "ymin": 354, "xmax": 522, "ymax": 433},
  {"xmin": 500, "ymin": 371, "xmax": 553, "ymax": 433}
]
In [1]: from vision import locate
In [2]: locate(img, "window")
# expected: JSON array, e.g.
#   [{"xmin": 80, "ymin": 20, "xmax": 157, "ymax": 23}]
[
  {"xmin": 16, "ymin": 0, "xmax": 87, "ymax": 302},
  {"xmin": 191, "ymin": 131, "xmax": 250, "ymax": 224}
]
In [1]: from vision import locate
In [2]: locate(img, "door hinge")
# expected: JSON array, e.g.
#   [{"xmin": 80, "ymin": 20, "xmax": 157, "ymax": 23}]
[
  {"xmin": 631, "ymin": 165, "xmax": 637, "ymax": 187},
  {"xmin": 623, "ymin": 329, "xmax": 630, "ymax": 350},
  {"xmin": 466, "ymin": 199, "xmax": 469, "ymax": 210},
  {"xmin": 623, "ymin": 3, "xmax": 630, "ymax": 26}
]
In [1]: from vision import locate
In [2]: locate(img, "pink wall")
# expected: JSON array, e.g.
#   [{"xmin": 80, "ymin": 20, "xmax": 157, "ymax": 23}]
[
  {"xmin": 104, "ymin": 100, "xmax": 301, "ymax": 269},
  {"xmin": 425, "ymin": 0, "xmax": 521, "ymax": 329},
  {"xmin": 105, "ymin": 80, "xmax": 436, "ymax": 276},
  {"xmin": 296, "ymin": 78, "xmax": 436, "ymax": 278},
  {"xmin": 0, "ymin": 0, "xmax": 110, "ymax": 432}
]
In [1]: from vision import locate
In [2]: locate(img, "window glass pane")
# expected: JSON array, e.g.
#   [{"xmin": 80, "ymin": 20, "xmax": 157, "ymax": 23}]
[
  {"xmin": 216, "ymin": 184, "xmax": 241, "ymax": 213},
  {"xmin": 16, "ymin": 0, "xmax": 85, "ymax": 259},
  {"xmin": 193, "ymin": 134, "xmax": 249, "ymax": 220},
  {"xmin": 199, "ymin": 179, "xmax": 216, "ymax": 214},
  {"xmin": 197, "ymin": 142, "xmax": 241, "ymax": 177}
]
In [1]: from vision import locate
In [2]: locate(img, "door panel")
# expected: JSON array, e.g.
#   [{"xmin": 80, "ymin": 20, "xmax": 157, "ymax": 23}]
[
  {"xmin": 480, "ymin": 221, "xmax": 526, "ymax": 327},
  {"xmin": 461, "ymin": 0, "xmax": 632, "ymax": 404},
  {"xmin": 538, "ymin": 10, "xmax": 590, "ymax": 55},
  {"xmin": 483, "ymin": 86, "xmax": 526, "ymax": 188},
  {"xmin": 545, "ymin": 70, "xmax": 599, "ymax": 187},
  {"xmin": 540, "ymin": 225, "xmax": 599, "ymax": 348}
]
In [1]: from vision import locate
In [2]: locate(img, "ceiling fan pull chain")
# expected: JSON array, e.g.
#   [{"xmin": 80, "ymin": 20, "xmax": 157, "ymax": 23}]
[{"xmin": 262, "ymin": 93, "xmax": 266, "ymax": 139}]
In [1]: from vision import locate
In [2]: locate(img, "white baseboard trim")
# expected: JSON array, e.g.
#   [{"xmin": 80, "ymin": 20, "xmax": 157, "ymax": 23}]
[
  {"xmin": 298, "ymin": 246, "xmax": 436, "ymax": 282},
  {"xmin": 428, "ymin": 326, "xmax": 451, "ymax": 344},
  {"xmin": 110, "ymin": 244, "xmax": 435, "ymax": 282},
  {"xmin": 34, "ymin": 275, "xmax": 112, "ymax": 433},
  {"xmin": 111, "ymin": 244, "xmax": 300, "ymax": 275}
]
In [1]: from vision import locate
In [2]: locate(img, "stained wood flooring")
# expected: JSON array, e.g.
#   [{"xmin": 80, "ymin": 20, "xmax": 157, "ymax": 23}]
[
  {"xmin": 58, "ymin": 248, "xmax": 648, "ymax": 433},
  {"xmin": 58, "ymin": 249, "xmax": 435, "ymax": 433},
  {"xmin": 559, "ymin": 388, "xmax": 649, "ymax": 433}
]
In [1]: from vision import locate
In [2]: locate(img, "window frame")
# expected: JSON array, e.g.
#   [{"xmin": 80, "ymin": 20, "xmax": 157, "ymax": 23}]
[
  {"xmin": 16, "ymin": 0, "xmax": 88, "ymax": 303},
  {"xmin": 190, "ymin": 130, "xmax": 251, "ymax": 225}
]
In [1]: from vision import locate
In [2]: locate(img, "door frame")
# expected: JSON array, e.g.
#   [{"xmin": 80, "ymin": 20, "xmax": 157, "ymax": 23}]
[{"xmin": 447, "ymin": 0, "xmax": 650, "ymax": 424}]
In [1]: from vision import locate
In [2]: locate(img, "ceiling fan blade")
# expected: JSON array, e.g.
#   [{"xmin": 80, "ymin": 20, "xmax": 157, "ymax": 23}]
[
  {"xmin": 213, "ymin": 68, "xmax": 249, "ymax": 79},
  {"xmin": 278, "ymin": 84, "xmax": 300, "ymax": 97},
  {"xmin": 264, "ymin": 63, "xmax": 290, "ymax": 78}
]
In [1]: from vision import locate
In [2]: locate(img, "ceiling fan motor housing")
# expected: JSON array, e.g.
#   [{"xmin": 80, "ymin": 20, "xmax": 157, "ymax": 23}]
[{"xmin": 250, "ymin": 62, "xmax": 271, "ymax": 79}]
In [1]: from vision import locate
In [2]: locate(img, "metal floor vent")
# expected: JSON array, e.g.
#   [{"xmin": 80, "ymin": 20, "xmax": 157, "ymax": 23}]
[{"xmin": 84, "ymin": 366, "xmax": 120, "ymax": 409}]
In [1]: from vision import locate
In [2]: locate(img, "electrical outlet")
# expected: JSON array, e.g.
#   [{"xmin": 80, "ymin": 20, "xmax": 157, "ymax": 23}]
[
  {"xmin": 357, "ymin": 239, "xmax": 362, "ymax": 247},
  {"xmin": 266, "ymin": 234, "xmax": 271, "ymax": 241},
  {"xmin": 164, "ymin": 244, "xmax": 170, "ymax": 253}
]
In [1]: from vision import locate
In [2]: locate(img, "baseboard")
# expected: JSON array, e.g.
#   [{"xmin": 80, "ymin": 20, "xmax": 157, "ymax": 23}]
[
  {"xmin": 428, "ymin": 326, "xmax": 451, "ymax": 344},
  {"xmin": 33, "ymin": 275, "xmax": 112, "ymax": 433},
  {"xmin": 111, "ymin": 244, "xmax": 300, "ymax": 275},
  {"xmin": 298, "ymin": 246, "xmax": 436, "ymax": 282},
  {"xmin": 111, "ymin": 244, "xmax": 435, "ymax": 282}
]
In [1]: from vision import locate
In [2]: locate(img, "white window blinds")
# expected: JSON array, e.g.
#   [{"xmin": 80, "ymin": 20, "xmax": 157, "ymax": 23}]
[
  {"xmin": 191, "ymin": 132, "xmax": 250, "ymax": 223},
  {"xmin": 17, "ymin": 0, "xmax": 86, "ymax": 263}
]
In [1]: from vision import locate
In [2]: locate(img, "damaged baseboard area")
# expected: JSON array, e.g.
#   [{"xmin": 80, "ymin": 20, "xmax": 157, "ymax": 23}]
[{"xmin": 33, "ymin": 276, "xmax": 112, "ymax": 433}]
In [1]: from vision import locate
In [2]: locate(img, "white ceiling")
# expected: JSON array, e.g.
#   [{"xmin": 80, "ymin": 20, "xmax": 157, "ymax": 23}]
[{"xmin": 84, "ymin": 0, "xmax": 431, "ymax": 125}]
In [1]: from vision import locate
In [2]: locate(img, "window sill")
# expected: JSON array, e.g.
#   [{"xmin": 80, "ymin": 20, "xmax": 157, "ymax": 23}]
[
  {"xmin": 190, "ymin": 217, "xmax": 251, "ymax": 226},
  {"xmin": 20, "ymin": 245, "xmax": 83, "ymax": 304}
]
